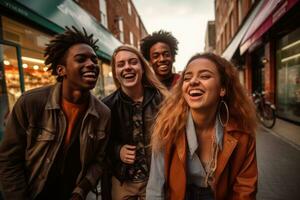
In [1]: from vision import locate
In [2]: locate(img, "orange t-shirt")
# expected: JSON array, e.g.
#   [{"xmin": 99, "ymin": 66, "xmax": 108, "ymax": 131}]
[{"xmin": 61, "ymin": 98, "xmax": 87, "ymax": 146}]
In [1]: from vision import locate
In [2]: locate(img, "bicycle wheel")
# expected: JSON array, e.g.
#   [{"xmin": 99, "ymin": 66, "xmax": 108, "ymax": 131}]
[{"xmin": 259, "ymin": 104, "xmax": 276, "ymax": 128}]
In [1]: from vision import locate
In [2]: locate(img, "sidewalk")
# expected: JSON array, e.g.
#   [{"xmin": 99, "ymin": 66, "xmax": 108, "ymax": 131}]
[{"xmin": 262, "ymin": 118, "xmax": 300, "ymax": 151}]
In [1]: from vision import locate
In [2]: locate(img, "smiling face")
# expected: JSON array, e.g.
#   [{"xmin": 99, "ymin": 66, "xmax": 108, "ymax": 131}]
[
  {"xmin": 149, "ymin": 42, "xmax": 174, "ymax": 80},
  {"xmin": 114, "ymin": 50, "xmax": 143, "ymax": 93},
  {"xmin": 182, "ymin": 58, "xmax": 226, "ymax": 113},
  {"xmin": 58, "ymin": 43, "xmax": 99, "ymax": 91}
]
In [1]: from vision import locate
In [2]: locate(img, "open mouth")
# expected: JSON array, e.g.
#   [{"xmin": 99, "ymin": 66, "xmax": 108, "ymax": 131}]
[
  {"xmin": 188, "ymin": 89, "xmax": 204, "ymax": 97},
  {"xmin": 158, "ymin": 65, "xmax": 169, "ymax": 71},
  {"xmin": 82, "ymin": 71, "xmax": 97, "ymax": 81},
  {"xmin": 123, "ymin": 73, "xmax": 136, "ymax": 79}
]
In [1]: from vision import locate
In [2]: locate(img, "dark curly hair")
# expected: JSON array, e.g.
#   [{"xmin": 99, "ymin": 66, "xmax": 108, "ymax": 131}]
[
  {"xmin": 44, "ymin": 26, "xmax": 99, "ymax": 81},
  {"xmin": 140, "ymin": 30, "xmax": 178, "ymax": 61}
]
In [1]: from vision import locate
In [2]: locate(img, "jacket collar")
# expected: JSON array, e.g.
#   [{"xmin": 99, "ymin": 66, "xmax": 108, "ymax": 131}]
[
  {"xmin": 213, "ymin": 122, "xmax": 249, "ymax": 184},
  {"xmin": 45, "ymin": 82, "xmax": 99, "ymax": 118},
  {"xmin": 186, "ymin": 111, "xmax": 224, "ymax": 156},
  {"xmin": 118, "ymin": 86, "xmax": 157, "ymax": 107}
]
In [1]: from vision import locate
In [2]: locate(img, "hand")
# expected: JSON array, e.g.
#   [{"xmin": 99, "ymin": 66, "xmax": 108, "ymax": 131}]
[{"xmin": 120, "ymin": 144, "xmax": 136, "ymax": 164}]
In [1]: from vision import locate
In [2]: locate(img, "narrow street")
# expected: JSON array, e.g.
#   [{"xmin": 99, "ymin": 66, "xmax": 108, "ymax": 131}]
[{"xmin": 256, "ymin": 126, "xmax": 300, "ymax": 200}]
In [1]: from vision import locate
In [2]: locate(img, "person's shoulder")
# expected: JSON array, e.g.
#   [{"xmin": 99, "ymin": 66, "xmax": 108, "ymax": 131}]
[
  {"xmin": 226, "ymin": 123, "xmax": 255, "ymax": 145},
  {"xmin": 101, "ymin": 90, "xmax": 119, "ymax": 107},
  {"xmin": 22, "ymin": 85, "xmax": 52, "ymax": 97},
  {"xmin": 173, "ymin": 73, "xmax": 181, "ymax": 80},
  {"xmin": 154, "ymin": 88, "xmax": 164, "ymax": 102},
  {"xmin": 19, "ymin": 85, "xmax": 53, "ymax": 104},
  {"xmin": 173, "ymin": 73, "xmax": 181, "ymax": 78},
  {"xmin": 91, "ymin": 94, "xmax": 111, "ymax": 116}
]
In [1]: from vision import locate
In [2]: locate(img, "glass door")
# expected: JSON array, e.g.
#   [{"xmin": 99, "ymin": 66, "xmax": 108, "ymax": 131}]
[{"xmin": 0, "ymin": 41, "xmax": 23, "ymax": 139}]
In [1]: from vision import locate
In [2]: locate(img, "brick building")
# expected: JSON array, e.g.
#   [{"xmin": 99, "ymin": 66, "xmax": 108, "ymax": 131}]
[
  {"xmin": 215, "ymin": 0, "xmax": 255, "ymax": 54},
  {"xmin": 204, "ymin": 21, "xmax": 216, "ymax": 53},
  {"xmin": 75, "ymin": 0, "xmax": 148, "ymax": 48},
  {"xmin": 215, "ymin": 0, "xmax": 300, "ymax": 124}
]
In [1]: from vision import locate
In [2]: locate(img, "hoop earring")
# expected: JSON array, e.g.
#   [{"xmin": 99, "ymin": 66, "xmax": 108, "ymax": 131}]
[{"xmin": 218, "ymin": 99, "xmax": 229, "ymax": 127}]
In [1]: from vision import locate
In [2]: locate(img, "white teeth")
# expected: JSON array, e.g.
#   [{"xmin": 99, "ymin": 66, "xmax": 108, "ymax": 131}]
[
  {"xmin": 158, "ymin": 65, "xmax": 168, "ymax": 70},
  {"xmin": 189, "ymin": 89, "xmax": 203, "ymax": 96},
  {"xmin": 83, "ymin": 72, "xmax": 96, "ymax": 77},
  {"xmin": 123, "ymin": 73, "xmax": 135, "ymax": 78}
]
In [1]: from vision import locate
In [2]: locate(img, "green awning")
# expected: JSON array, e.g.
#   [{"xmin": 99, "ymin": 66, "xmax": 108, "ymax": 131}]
[{"xmin": 0, "ymin": 0, "xmax": 121, "ymax": 60}]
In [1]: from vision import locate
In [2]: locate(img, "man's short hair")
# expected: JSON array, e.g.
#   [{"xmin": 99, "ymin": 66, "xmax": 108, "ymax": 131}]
[
  {"xmin": 44, "ymin": 26, "xmax": 99, "ymax": 81},
  {"xmin": 140, "ymin": 30, "xmax": 178, "ymax": 61}
]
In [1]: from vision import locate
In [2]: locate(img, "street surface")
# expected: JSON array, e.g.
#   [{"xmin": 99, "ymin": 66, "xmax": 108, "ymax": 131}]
[{"xmin": 256, "ymin": 126, "xmax": 300, "ymax": 200}]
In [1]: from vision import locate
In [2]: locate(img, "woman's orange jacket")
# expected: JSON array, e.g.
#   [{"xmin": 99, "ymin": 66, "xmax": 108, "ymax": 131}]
[{"xmin": 164, "ymin": 124, "xmax": 258, "ymax": 200}]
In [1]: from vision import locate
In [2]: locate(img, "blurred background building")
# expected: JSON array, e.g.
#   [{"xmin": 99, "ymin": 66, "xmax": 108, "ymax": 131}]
[
  {"xmin": 0, "ymin": 0, "xmax": 147, "ymax": 139},
  {"xmin": 204, "ymin": 20, "xmax": 216, "ymax": 53},
  {"xmin": 215, "ymin": 0, "xmax": 300, "ymax": 125}
]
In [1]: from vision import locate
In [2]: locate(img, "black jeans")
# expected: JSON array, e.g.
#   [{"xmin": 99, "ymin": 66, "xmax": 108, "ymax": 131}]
[{"xmin": 186, "ymin": 184, "xmax": 214, "ymax": 200}]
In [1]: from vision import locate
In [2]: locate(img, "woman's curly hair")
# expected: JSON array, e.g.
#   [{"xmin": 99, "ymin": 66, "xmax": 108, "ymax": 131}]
[
  {"xmin": 140, "ymin": 30, "xmax": 178, "ymax": 61},
  {"xmin": 44, "ymin": 26, "xmax": 99, "ymax": 81}
]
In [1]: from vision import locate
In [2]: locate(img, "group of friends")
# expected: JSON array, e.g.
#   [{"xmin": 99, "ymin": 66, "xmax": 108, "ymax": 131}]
[{"xmin": 0, "ymin": 27, "xmax": 258, "ymax": 200}]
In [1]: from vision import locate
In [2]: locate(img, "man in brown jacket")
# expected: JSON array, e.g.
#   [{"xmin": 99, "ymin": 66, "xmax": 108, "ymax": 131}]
[{"xmin": 0, "ymin": 27, "xmax": 110, "ymax": 200}]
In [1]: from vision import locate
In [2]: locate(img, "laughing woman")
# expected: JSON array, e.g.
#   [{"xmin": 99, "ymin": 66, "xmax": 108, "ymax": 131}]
[
  {"xmin": 146, "ymin": 53, "xmax": 258, "ymax": 200},
  {"xmin": 102, "ymin": 45, "xmax": 167, "ymax": 200}
]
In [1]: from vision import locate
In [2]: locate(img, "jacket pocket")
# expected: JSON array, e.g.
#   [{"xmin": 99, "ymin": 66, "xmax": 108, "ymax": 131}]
[
  {"xmin": 87, "ymin": 130, "xmax": 106, "ymax": 156},
  {"xmin": 25, "ymin": 128, "xmax": 55, "ymax": 162},
  {"xmin": 36, "ymin": 130, "xmax": 55, "ymax": 141},
  {"xmin": 26, "ymin": 127, "xmax": 55, "ymax": 147},
  {"xmin": 25, "ymin": 128, "xmax": 56, "ymax": 185},
  {"xmin": 89, "ymin": 130, "xmax": 106, "ymax": 141}
]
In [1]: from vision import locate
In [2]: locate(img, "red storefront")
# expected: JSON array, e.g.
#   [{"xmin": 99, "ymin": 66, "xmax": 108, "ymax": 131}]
[{"xmin": 240, "ymin": 0, "xmax": 300, "ymax": 124}]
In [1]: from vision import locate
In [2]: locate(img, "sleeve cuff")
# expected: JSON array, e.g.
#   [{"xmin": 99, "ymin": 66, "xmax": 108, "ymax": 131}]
[{"xmin": 73, "ymin": 178, "xmax": 92, "ymax": 199}]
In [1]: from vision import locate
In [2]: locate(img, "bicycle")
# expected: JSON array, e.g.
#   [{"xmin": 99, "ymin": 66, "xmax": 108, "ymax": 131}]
[{"xmin": 252, "ymin": 91, "xmax": 276, "ymax": 128}]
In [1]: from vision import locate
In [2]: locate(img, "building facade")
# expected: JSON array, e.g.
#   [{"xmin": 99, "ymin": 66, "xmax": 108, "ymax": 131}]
[
  {"xmin": 204, "ymin": 20, "xmax": 216, "ymax": 53},
  {"xmin": 215, "ymin": 0, "xmax": 300, "ymax": 124},
  {"xmin": 75, "ymin": 0, "xmax": 148, "ymax": 48}
]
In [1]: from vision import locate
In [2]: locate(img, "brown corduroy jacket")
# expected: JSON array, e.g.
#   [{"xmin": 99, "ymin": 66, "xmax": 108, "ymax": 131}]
[{"xmin": 164, "ymin": 125, "xmax": 258, "ymax": 200}]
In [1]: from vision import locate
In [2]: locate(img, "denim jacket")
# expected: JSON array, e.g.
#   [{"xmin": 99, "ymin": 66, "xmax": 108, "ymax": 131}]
[{"xmin": 0, "ymin": 83, "xmax": 111, "ymax": 200}]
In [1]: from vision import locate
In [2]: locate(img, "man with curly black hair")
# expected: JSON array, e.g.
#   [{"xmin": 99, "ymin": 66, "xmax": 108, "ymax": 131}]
[
  {"xmin": 140, "ymin": 30, "xmax": 180, "ymax": 89},
  {"xmin": 0, "ymin": 27, "xmax": 111, "ymax": 200}
]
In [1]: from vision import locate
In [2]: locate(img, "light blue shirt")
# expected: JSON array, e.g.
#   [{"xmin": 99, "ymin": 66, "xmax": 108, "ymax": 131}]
[{"xmin": 146, "ymin": 112, "xmax": 223, "ymax": 199}]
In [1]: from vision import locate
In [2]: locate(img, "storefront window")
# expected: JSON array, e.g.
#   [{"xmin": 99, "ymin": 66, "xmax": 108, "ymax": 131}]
[
  {"xmin": 102, "ymin": 62, "xmax": 115, "ymax": 97},
  {"xmin": 0, "ymin": 44, "xmax": 22, "ymax": 137},
  {"xmin": 276, "ymin": 27, "xmax": 300, "ymax": 123},
  {"xmin": 2, "ymin": 16, "xmax": 55, "ymax": 92},
  {"xmin": 0, "ymin": 44, "xmax": 21, "ymax": 111},
  {"xmin": 92, "ymin": 61, "xmax": 115, "ymax": 99}
]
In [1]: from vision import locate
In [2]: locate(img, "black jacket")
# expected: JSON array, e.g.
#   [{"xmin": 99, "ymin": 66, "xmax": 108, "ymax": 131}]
[{"xmin": 102, "ymin": 86, "xmax": 163, "ymax": 181}]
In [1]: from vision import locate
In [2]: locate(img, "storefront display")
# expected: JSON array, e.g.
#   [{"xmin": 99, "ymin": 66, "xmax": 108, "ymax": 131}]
[
  {"xmin": 276, "ymin": 27, "xmax": 300, "ymax": 123},
  {"xmin": 2, "ymin": 16, "xmax": 55, "ymax": 110}
]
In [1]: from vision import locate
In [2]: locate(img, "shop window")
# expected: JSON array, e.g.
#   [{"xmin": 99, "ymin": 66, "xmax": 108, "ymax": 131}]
[
  {"xmin": 276, "ymin": 27, "xmax": 300, "ymax": 123},
  {"xmin": 2, "ymin": 16, "xmax": 55, "ymax": 94},
  {"xmin": 102, "ymin": 62, "xmax": 116, "ymax": 97},
  {"xmin": 0, "ymin": 44, "xmax": 21, "ymax": 113}
]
